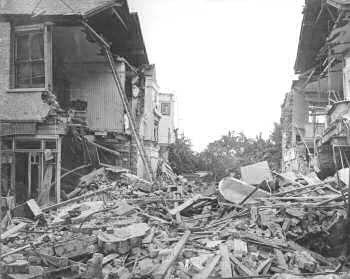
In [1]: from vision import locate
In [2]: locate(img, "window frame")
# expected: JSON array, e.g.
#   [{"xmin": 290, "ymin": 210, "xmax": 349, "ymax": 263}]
[
  {"xmin": 161, "ymin": 102, "xmax": 171, "ymax": 116},
  {"xmin": 9, "ymin": 23, "xmax": 52, "ymax": 92}
]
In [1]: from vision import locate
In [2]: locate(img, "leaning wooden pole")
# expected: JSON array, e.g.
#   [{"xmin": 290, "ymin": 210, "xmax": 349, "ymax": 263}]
[
  {"xmin": 0, "ymin": 127, "xmax": 2, "ymax": 260},
  {"xmin": 104, "ymin": 48, "xmax": 155, "ymax": 182},
  {"xmin": 81, "ymin": 21, "xmax": 155, "ymax": 182}
]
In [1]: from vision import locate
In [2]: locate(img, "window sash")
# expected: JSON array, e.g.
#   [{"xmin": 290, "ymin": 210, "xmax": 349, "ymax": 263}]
[
  {"xmin": 14, "ymin": 31, "xmax": 45, "ymax": 88},
  {"xmin": 161, "ymin": 103, "xmax": 171, "ymax": 115},
  {"xmin": 12, "ymin": 24, "xmax": 52, "ymax": 90}
]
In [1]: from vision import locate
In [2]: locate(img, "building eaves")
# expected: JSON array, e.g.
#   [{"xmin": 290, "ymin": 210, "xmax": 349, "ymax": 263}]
[
  {"xmin": 0, "ymin": 0, "xmax": 122, "ymax": 16},
  {"xmin": 294, "ymin": 0, "xmax": 336, "ymax": 74},
  {"xmin": 327, "ymin": 0, "xmax": 350, "ymax": 9}
]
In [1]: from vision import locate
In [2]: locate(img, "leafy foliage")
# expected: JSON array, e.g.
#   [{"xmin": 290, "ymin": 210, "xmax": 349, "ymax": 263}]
[
  {"xmin": 168, "ymin": 129, "xmax": 199, "ymax": 174},
  {"xmin": 168, "ymin": 123, "xmax": 282, "ymax": 179}
]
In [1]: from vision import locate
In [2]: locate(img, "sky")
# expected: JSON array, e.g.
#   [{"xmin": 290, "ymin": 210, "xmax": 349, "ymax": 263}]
[{"xmin": 128, "ymin": 0, "xmax": 304, "ymax": 151}]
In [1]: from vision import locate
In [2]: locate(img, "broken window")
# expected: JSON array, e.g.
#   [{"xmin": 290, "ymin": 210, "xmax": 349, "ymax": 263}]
[
  {"xmin": 14, "ymin": 29, "xmax": 45, "ymax": 88},
  {"xmin": 161, "ymin": 102, "xmax": 171, "ymax": 116}
]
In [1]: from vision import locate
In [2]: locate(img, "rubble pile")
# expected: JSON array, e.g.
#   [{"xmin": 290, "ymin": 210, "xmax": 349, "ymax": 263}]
[{"xmin": 1, "ymin": 167, "xmax": 350, "ymax": 279}]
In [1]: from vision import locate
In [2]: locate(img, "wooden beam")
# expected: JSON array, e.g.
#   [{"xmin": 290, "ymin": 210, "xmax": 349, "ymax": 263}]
[
  {"xmin": 219, "ymin": 244, "xmax": 232, "ymax": 278},
  {"xmin": 85, "ymin": 137, "xmax": 120, "ymax": 157},
  {"xmin": 81, "ymin": 21, "xmax": 110, "ymax": 49},
  {"xmin": 230, "ymin": 255, "xmax": 257, "ymax": 276},
  {"xmin": 104, "ymin": 46, "xmax": 155, "ymax": 181},
  {"xmin": 0, "ymin": 134, "xmax": 2, "ymax": 257},
  {"xmin": 81, "ymin": 21, "xmax": 155, "ymax": 182},
  {"xmin": 11, "ymin": 137, "xmax": 15, "ymax": 195},
  {"xmin": 169, "ymin": 194, "xmax": 202, "ymax": 215},
  {"xmin": 193, "ymin": 254, "xmax": 221, "ymax": 279},
  {"xmin": 27, "ymin": 153, "xmax": 32, "ymax": 199},
  {"xmin": 153, "ymin": 230, "xmax": 191, "ymax": 279},
  {"xmin": 274, "ymin": 248, "xmax": 288, "ymax": 270},
  {"xmin": 42, "ymin": 185, "xmax": 114, "ymax": 212},
  {"xmin": 112, "ymin": 7, "xmax": 128, "ymax": 30},
  {"xmin": 56, "ymin": 137, "xmax": 62, "ymax": 203},
  {"xmin": 1, "ymin": 222, "xmax": 27, "ymax": 241}
]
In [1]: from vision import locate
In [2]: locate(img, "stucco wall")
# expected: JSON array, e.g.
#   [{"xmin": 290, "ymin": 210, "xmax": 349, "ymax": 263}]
[
  {"xmin": 142, "ymin": 76, "xmax": 159, "ymax": 141},
  {"xmin": 292, "ymin": 90, "xmax": 308, "ymax": 129},
  {"xmin": 159, "ymin": 93, "xmax": 175, "ymax": 145},
  {"xmin": 0, "ymin": 22, "xmax": 10, "ymax": 95}
]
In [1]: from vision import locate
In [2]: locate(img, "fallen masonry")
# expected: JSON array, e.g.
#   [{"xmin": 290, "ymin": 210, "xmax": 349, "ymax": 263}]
[{"xmin": 1, "ymin": 167, "xmax": 350, "ymax": 279}]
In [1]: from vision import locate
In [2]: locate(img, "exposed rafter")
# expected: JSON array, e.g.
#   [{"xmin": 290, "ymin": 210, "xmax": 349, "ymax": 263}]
[{"xmin": 112, "ymin": 7, "xmax": 128, "ymax": 30}]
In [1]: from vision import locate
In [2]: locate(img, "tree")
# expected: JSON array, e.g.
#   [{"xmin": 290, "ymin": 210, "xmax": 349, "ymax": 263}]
[
  {"xmin": 168, "ymin": 124, "xmax": 282, "ymax": 179},
  {"xmin": 168, "ymin": 129, "xmax": 199, "ymax": 174},
  {"xmin": 198, "ymin": 125, "xmax": 282, "ymax": 179},
  {"xmin": 267, "ymin": 122, "xmax": 282, "ymax": 171}
]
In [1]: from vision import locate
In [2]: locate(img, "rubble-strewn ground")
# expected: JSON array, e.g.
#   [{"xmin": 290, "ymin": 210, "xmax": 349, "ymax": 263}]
[{"xmin": 1, "ymin": 168, "xmax": 350, "ymax": 279}]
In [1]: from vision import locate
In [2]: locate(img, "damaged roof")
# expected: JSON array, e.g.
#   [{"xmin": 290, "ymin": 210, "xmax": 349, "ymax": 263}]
[
  {"xmin": 327, "ymin": 0, "xmax": 350, "ymax": 9},
  {"xmin": 0, "ymin": 0, "xmax": 122, "ymax": 16},
  {"xmin": 0, "ymin": 0, "xmax": 149, "ymax": 66},
  {"xmin": 294, "ymin": 0, "xmax": 338, "ymax": 74}
]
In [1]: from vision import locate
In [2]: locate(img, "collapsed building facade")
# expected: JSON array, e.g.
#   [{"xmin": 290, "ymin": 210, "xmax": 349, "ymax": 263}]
[
  {"xmin": 0, "ymin": 0, "xmax": 175, "ymax": 205},
  {"xmin": 281, "ymin": 0, "xmax": 350, "ymax": 179}
]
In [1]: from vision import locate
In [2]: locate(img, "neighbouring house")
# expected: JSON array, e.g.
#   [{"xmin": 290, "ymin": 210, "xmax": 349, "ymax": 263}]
[
  {"xmin": 281, "ymin": 0, "xmax": 350, "ymax": 178},
  {"xmin": 158, "ymin": 92, "xmax": 175, "ymax": 160},
  {"xmin": 0, "ymin": 0, "xmax": 175, "ymax": 205}
]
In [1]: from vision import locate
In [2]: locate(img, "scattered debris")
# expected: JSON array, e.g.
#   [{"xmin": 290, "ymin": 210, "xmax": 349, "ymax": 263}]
[{"xmin": 1, "ymin": 166, "xmax": 350, "ymax": 278}]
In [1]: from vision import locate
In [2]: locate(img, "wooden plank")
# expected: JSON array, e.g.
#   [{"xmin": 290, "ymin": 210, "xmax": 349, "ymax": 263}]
[
  {"xmin": 256, "ymin": 258, "xmax": 272, "ymax": 274},
  {"xmin": 230, "ymin": 255, "xmax": 257, "ymax": 276},
  {"xmin": 42, "ymin": 185, "xmax": 114, "ymax": 212},
  {"xmin": 232, "ymin": 231, "xmax": 288, "ymax": 249},
  {"xmin": 101, "ymin": 44, "xmax": 155, "ymax": 182},
  {"xmin": 164, "ymin": 266, "xmax": 174, "ymax": 279},
  {"xmin": 239, "ymin": 184, "xmax": 261, "ymax": 205},
  {"xmin": 288, "ymin": 240, "xmax": 337, "ymax": 267},
  {"xmin": 153, "ymin": 230, "xmax": 191, "ymax": 279},
  {"xmin": 282, "ymin": 218, "xmax": 291, "ymax": 232},
  {"xmin": 274, "ymin": 248, "xmax": 288, "ymax": 270},
  {"xmin": 78, "ymin": 167, "xmax": 105, "ymax": 187},
  {"xmin": 258, "ymin": 195, "xmax": 338, "ymax": 201},
  {"xmin": 85, "ymin": 138, "xmax": 120, "ymax": 157},
  {"xmin": 56, "ymin": 137, "xmax": 62, "ymax": 203},
  {"xmin": 37, "ymin": 164, "xmax": 53, "ymax": 207},
  {"xmin": 169, "ymin": 194, "xmax": 202, "ymax": 215},
  {"xmin": 11, "ymin": 138, "xmax": 16, "ymax": 195},
  {"xmin": 26, "ymin": 199, "xmax": 42, "ymax": 218},
  {"xmin": 112, "ymin": 7, "xmax": 128, "ymax": 30},
  {"xmin": 1, "ymin": 222, "xmax": 27, "ymax": 240},
  {"xmin": 219, "ymin": 244, "xmax": 232, "ymax": 278},
  {"xmin": 193, "ymin": 254, "xmax": 221, "ymax": 279},
  {"xmin": 27, "ymin": 153, "xmax": 32, "ymax": 199},
  {"xmin": 102, "ymin": 254, "xmax": 119, "ymax": 266}
]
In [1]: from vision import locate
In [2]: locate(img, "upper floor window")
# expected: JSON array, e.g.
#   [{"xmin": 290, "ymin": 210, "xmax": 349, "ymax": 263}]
[
  {"xmin": 308, "ymin": 109, "xmax": 325, "ymax": 124},
  {"xmin": 15, "ymin": 30, "xmax": 45, "ymax": 88},
  {"xmin": 161, "ymin": 102, "xmax": 171, "ymax": 116}
]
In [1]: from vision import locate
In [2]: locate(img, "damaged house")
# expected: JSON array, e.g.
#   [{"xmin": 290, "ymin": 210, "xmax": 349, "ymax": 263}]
[
  {"xmin": 158, "ymin": 92, "xmax": 175, "ymax": 160},
  {"xmin": 281, "ymin": 0, "xmax": 350, "ymax": 179},
  {"xmin": 0, "ymin": 0, "xmax": 175, "ymax": 205}
]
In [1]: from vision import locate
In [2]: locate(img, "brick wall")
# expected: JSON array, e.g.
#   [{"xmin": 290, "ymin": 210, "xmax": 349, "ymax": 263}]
[{"xmin": 0, "ymin": 22, "xmax": 10, "ymax": 95}]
